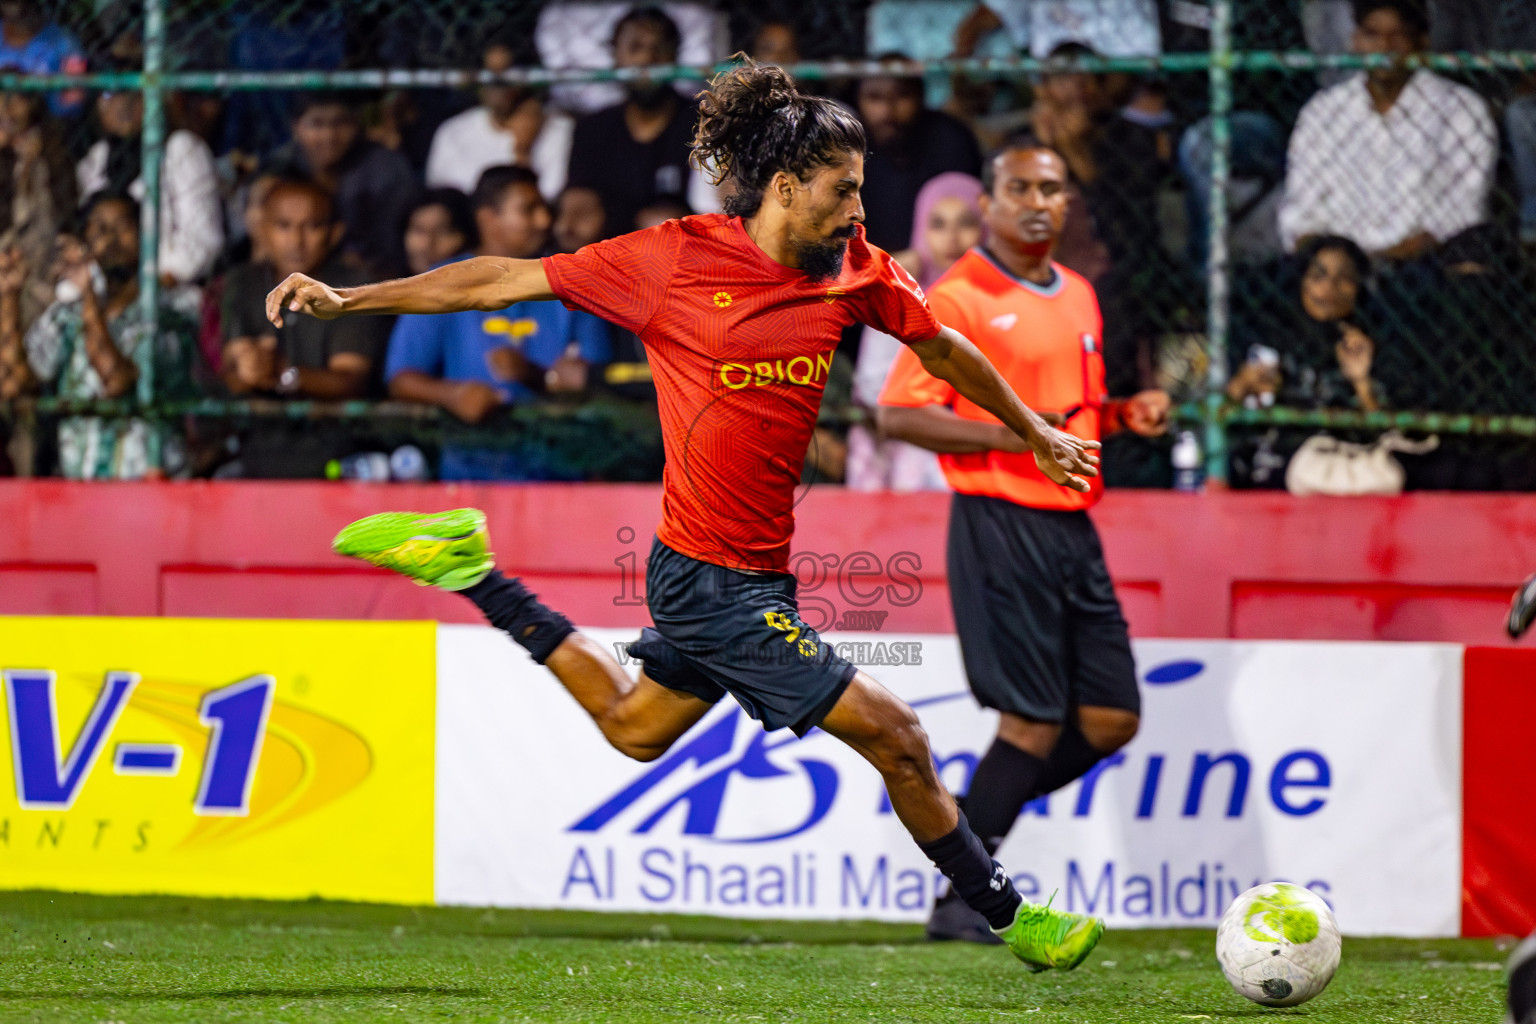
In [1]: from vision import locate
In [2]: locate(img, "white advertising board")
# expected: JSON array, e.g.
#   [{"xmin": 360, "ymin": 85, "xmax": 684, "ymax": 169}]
[{"xmin": 434, "ymin": 627, "xmax": 1461, "ymax": 936}]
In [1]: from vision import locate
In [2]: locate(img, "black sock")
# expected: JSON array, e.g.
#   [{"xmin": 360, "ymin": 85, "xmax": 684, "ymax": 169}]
[
  {"xmin": 917, "ymin": 810, "xmax": 1023, "ymax": 931},
  {"xmin": 461, "ymin": 570, "xmax": 575, "ymax": 664},
  {"xmin": 964, "ymin": 738, "xmax": 1046, "ymax": 855},
  {"xmin": 1511, "ymin": 937, "xmax": 1536, "ymax": 1024},
  {"xmin": 1032, "ymin": 724, "xmax": 1107, "ymax": 799}
]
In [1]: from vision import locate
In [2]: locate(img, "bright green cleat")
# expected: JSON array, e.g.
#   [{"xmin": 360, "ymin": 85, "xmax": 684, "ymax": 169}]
[
  {"xmin": 332, "ymin": 508, "xmax": 494, "ymax": 591},
  {"xmin": 992, "ymin": 896, "xmax": 1105, "ymax": 973}
]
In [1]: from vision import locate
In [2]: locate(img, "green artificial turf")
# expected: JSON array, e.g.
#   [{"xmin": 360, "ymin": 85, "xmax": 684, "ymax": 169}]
[{"xmin": 0, "ymin": 890, "xmax": 1510, "ymax": 1023}]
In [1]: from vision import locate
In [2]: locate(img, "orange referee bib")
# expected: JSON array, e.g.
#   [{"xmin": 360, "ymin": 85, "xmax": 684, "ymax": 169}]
[{"xmin": 879, "ymin": 248, "xmax": 1107, "ymax": 511}]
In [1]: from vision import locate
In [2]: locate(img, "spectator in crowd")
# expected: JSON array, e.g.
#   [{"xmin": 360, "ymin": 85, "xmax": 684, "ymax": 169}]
[
  {"xmin": 634, "ymin": 194, "xmax": 691, "ymax": 230},
  {"xmin": 0, "ymin": 0, "xmax": 85, "ymax": 116},
  {"xmin": 1167, "ymin": 0, "xmax": 1304, "ymax": 269},
  {"xmin": 1028, "ymin": 44, "xmax": 1168, "ymax": 277},
  {"xmin": 1278, "ymin": 0, "xmax": 1496, "ymax": 263},
  {"xmin": 848, "ymin": 171, "xmax": 984, "ymax": 491},
  {"xmin": 552, "ymin": 185, "xmax": 606, "ymax": 254},
  {"xmin": 385, "ymin": 166, "xmax": 611, "ymax": 480},
  {"xmin": 565, "ymin": 6, "xmax": 719, "ymax": 236},
  {"xmin": 221, "ymin": 178, "xmax": 385, "ymax": 402},
  {"xmin": 1429, "ymin": 0, "xmax": 1536, "ymax": 52},
  {"xmin": 1489, "ymin": 6, "xmax": 1536, "ymax": 249},
  {"xmin": 1509, "ymin": 92, "xmax": 1536, "ymax": 248},
  {"xmin": 535, "ymin": 0, "xmax": 723, "ymax": 116},
  {"xmin": 856, "ymin": 59, "xmax": 983, "ymax": 251},
  {"xmin": 748, "ymin": 20, "xmax": 801, "ymax": 66},
  {"xmin": 951, "ymin": 0, "xmax": 1160, "ymax": 59},
  {"xmin": 0, "ymin": 192, "xmax": 199, "ymax": 479},
  {"xmin": 217, "ymin": 178, "xmax": 388, "ymax": 478},
  {"xmin": 264, "ymin": 93, "xmax": 420, "ymax": 278},
  {"xmin": 1228, "ymin": 236, "xmax": 1403, "ymax": 413},
  {"xmin": 403, "ymin": 188, "xmax": 477, "ymax": 277},
  {"xmin": 425, "ymin": 39, "xmax": 574, "ymax": 202},
  {"xmin": 0, "ymin": 88, "xmax": 74, "ymax": 333},
  {"xmin": 1024, "ymin": 51, "xmax": 1170, "ymax": 398},
  {"xmin": 77, "ymin": 86, "xmax": 225, "ymax": 294},
  {"xmin": 217, "ymin": 7, "xmax": 347, "ymax": 158}
]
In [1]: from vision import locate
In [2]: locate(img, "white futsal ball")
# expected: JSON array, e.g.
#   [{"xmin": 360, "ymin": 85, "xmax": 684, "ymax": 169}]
[{"xmin": 1215, "ymin": 882, "xmax": 1342, "ymax": 1007}]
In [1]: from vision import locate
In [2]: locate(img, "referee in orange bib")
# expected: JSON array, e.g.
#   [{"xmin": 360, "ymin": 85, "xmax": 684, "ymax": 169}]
[{"xmin": 880, "ymin": 138, "xmax": 1172, "ymax": 942}]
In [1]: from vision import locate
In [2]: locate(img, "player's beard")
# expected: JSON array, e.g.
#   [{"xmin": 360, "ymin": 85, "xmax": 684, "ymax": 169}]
[{"xmin": 797, "ymin": 228, "xmax": 854, "ymax": 283}]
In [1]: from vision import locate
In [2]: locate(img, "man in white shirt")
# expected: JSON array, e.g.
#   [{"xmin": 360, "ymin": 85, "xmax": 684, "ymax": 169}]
[
  {"xmin": 1278, "ymin": 0, "xmax": 1496, "ymax": 262},
  {"xmin": 424, "ymin": 39, "xmax": 574, "ymax": 203}
]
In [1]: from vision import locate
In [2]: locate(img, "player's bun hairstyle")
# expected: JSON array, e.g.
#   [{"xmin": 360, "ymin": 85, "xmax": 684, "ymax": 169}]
[{"xmin": 692, "ymin": 57, "xmax": 866, "ymax": 218}]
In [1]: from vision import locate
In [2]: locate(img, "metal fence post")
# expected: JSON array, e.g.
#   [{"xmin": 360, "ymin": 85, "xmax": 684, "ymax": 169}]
[
  {"xmin": 1203, "ymin": 0, "xmax": 1233, "ymax": 484},
  {"xmin": 138, "ymin": 0, "xmax": 165, "ymax": 465}
]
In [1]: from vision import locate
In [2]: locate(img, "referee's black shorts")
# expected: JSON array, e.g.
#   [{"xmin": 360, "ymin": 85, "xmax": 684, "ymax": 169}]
[{"xmin": 947, "ymin": 492, "xmax": 1140, "ymax": 723}]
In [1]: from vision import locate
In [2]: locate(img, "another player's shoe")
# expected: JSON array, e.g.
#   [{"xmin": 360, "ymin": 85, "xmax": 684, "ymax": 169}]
[
  {"xmin": 1508, "ymin": 573, "xmax": 1536, "ymax": 640},
  {"xmin": 926, "ymin": 891, "xmax": 1004, "ymax": 944},
  {"xmin": 332, "ymin": 508, "xmax": 494, "ymax": 591},
  {"xmin": 992, "ymin": 896, "xmax": 1105, "ymax": 972}
]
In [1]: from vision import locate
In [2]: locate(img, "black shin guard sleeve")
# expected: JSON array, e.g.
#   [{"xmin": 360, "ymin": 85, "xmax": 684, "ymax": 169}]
[
  {"xmin": 917, "ymin": 810, "xmax": 1023, "ymax": 931},
  {"xmin": 964, "ymin": 739, "xmax": 1047, "ymax": 855},
  {"xmin": 1033, "ymin": 724, "xmax": 1108, "ymax": 798},
  {"xmin": 461, "ymin": 570, "xmax": 576, "ymax": 665}
]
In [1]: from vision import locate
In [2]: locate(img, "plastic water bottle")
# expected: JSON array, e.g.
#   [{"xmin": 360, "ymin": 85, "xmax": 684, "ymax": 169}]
[
  {"xmin": 389, "ymin": 444, "xmax": 428, "ymax": 482},
  {"xmin": 1171, "ymin": 430, "xmax": 1205, "ymax": 493},
  {"xmin": 325, "ymin": 452, "xmax": 391, "ymax": 481}
]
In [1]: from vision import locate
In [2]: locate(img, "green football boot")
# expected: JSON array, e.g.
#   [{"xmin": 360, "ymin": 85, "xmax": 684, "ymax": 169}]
[
  {"xmin": 332, "ymin": 508, "xmax": 494, "ymax": 591},
  {"xmin": 992, "ymin": 896, "xmax": 1105, "ymax": 973}
]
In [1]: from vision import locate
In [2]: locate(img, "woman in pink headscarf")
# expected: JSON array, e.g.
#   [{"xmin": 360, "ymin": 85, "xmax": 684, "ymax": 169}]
[{"xmin": 848, "ymin": 171, "xmax": 986, "ymax": 491}]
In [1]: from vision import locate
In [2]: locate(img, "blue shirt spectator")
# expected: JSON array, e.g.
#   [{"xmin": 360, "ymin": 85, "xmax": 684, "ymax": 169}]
[
  {"xmin": 385, "ymin": 166, "xmax": 614, "ymax": 480},
  {"xmin": 385, "ymin": 258, "xmax": 612, "ymax": 407},
  {"xmin": 0, "ymin": 2, "xmax": 86, "ymax": 116}
]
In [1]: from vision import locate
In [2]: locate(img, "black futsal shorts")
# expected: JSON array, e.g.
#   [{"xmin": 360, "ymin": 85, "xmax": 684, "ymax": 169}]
[
  {"xmin": 946, "ymin": 492, "xmax": 1140, "ymax": 722},
  {"xmin": 625, "ymin": 537, "xmax": 856, "ymax": 736}
]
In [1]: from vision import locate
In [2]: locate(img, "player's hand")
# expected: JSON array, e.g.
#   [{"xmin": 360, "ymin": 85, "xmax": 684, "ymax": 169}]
[
  {"xmin": 266, "ymin": 273, "xmax": 345, "ymax": 327},
  {"xmin": 1031, "ymin": 425, "xmax": 1101, "ymax": 493},
  {"xmin": 1123, "ymin": 389, "xmax": 1171, "ymax": 437},
  {"xmin": 445, "ymin": 380, "xmax": 503, "ymax": 424}
]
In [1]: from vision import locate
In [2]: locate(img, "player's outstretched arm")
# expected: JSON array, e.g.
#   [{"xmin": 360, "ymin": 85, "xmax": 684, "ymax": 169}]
[
  {"xmin": 907, "ymin": 325, "xmax": 1100, "ymax": 492},
  {"xmin": 265, "ymin": 257, "xmax": 556, "ymax": 328}
]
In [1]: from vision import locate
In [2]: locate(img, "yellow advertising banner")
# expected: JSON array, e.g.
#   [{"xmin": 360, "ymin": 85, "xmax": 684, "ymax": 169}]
[{"xmin": 0, "ymin": 617, "xmax": 434, "ymax": 904}]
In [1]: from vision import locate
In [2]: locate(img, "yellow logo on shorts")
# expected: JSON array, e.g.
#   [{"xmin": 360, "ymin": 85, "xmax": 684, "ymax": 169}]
[
  {"xmin": 765, "ymin": 611, "xmax": 818, "ymax": 657},
  {"xmin": 713, "ymin": 291, "xmax": 732, "ymax": 308}
]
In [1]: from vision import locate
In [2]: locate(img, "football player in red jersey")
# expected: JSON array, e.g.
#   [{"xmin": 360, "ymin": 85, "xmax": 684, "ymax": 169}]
[{"xmin": 268, "ymin": 60, "xmax": 1106, "ymax": 971}]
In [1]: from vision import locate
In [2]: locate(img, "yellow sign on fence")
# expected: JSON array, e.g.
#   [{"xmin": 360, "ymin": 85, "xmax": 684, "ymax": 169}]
[{"xmin": 0, "ymin": 617, "xmax": 435, "ymax": 904}]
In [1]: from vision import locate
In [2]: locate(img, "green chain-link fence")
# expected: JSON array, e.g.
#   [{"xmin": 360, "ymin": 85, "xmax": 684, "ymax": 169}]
[{"xmin": 0, "ymin": 0, "xmax": 1532, "ymax": 484}]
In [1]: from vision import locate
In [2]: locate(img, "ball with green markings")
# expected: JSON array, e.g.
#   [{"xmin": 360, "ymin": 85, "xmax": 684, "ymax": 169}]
[{"xmin": 1215, "ymin": 882, "xmax": 1342, "ymax": 1007}]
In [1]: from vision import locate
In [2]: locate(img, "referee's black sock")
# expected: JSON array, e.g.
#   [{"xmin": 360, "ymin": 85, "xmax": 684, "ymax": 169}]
[
  {"xmin": 1031, "ymin": 723, "xmax": 1107, "ymax": 799},
  {"xmin": 964, "ymin": 738, "xmax": 1046, "ymax": 855},
  {"xmin": 917, "ymin": 810, "xmax": 1023, "ymax": 931},
  {"xmin": 461, "ymin": 570, "xmax": 575, "ymax": 665}
]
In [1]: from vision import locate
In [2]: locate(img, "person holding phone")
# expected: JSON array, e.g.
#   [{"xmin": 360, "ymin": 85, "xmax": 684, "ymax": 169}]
[{"xmin": 1227, "ymin": 235, "xmax": 1393, "ymax": 412}]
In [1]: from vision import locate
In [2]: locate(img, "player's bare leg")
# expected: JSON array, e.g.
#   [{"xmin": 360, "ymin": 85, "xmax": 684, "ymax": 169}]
[
  {"xmin": 545, "ymin": 634, "xmax": 712, "ymax": 761},
  {"xmin": 819, "ymin": 671, "xmax": 959, "ymax": 842},
  {"xmin": 819, "ymin": 671, "xmax": 1104, "ymax": 970},
  {"xmin": 931, "ymin": 704, "xmax": 1139, "ymax": 941},
  {"xmin": 330, "ymin": 508, "xmax": 709, "ymax": 762}
]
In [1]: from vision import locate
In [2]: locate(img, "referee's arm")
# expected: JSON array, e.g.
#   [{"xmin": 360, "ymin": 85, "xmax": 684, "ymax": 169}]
[{"xmin": 885, "ymin": 325, "xmax": 1098, "ymax": 491}]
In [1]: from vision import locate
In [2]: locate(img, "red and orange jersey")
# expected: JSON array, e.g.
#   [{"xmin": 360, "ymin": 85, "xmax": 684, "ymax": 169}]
[
  {"xmin": 543, "ymin": 214, "xmax": 939, "ymax": 572},
  {"xmin": 880, "ymin": 248, "xmax": 1107, "ymax": 511}
]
